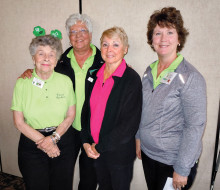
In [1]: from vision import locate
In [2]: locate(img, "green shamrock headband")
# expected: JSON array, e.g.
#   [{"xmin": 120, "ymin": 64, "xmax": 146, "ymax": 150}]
[{"xmin": 33, "ymin": 26, "xmax": 62, "ymax": 39}]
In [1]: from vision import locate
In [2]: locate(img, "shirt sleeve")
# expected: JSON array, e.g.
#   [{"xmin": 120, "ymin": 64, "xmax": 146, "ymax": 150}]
[
  {"xmin": 11, "ymin": 79, "xmax": 24, "ymax": 112},
  {"xmin": 135, "ymin": 69, "xmax": 148, "ymax": 140},
  {"xmin": 135, "ymin": 128, "xmax": 140, "ymax": 139},
  {"xmin": 173, "ymin": 71, "xmax": 207, "ymax": 176}
]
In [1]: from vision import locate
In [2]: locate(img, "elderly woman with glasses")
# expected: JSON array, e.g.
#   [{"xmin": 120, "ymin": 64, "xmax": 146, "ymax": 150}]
[{"xmin": 11, "ymin": 33, "xmax": 76, "ymax": 190}]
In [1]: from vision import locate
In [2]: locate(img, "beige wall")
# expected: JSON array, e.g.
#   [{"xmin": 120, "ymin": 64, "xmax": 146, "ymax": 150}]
[{"xmin": 0, "ymin": 0, "xmax": 219, "ymax": 189}]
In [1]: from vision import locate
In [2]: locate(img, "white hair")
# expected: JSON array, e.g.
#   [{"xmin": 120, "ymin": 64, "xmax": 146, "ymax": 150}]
[{"xmin": 65, "ymin": 13, "xmax": 93, "ymax": 36}]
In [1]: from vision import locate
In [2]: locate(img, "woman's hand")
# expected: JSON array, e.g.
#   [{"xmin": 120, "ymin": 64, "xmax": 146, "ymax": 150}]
[
  {"xmin": 83, "ymin": 143, "xmax": 100, "ymax": 159},
  {"xmin": 19, "ymin": 69, "xmax": 33, "ymax": 79},
  {"xmin": 46, "ymin": 145, "xmax": 61, "ymax": 158},
  {"xmin": 136, "ymin": 139, "xmax": 142, "ymax": 159},
  {"xmin": 36, "ymin": 136, "xmax": 55, "ymax": 153},
  {"xmin": 173, "ymin": 171, "xmax": 187, "ymax": 190},
  {"xmin": 91, "ymin": 143, "xmax": 100, "ymax": 157}
]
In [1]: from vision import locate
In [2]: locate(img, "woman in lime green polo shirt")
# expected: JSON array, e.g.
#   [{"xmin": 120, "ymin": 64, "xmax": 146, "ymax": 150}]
[{"xmin": 11, "ymin": 32, "xmax": 76, "ymax": 190}]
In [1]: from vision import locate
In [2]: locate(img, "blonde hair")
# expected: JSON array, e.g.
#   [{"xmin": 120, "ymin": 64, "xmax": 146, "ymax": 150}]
[{"xmin": 100, "ymin": 26, "xmax": 129, "ymax": 49}]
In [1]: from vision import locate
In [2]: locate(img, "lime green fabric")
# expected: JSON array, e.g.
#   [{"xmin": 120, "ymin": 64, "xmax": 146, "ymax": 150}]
[
  {"xmin": 67, "ymin": 44, "xmax": 96, "ymax": 131},
  {"xmin": 11, "ymin": 69, "xmax": 76, "ymax": 129},
  {"xmin": 150, "ymin": 54, "xmax": 183, "ymax": 89}
]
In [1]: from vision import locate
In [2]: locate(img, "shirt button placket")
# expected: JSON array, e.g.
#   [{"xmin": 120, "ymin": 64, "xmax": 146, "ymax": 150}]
[{"xmin": 45, "ymin": 82, "xmax": 48, "ymax": 99}]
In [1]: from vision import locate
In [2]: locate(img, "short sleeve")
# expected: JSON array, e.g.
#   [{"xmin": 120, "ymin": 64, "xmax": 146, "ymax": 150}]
[{"xmin": 11, "ymin": 79, "xmax": 25, "ymax": 112}]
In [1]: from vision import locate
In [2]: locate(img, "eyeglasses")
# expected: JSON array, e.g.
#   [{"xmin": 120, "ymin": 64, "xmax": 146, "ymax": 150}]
[{"xmin": 70, "ymin": 29, "xmax": 89, "ymax": 36}]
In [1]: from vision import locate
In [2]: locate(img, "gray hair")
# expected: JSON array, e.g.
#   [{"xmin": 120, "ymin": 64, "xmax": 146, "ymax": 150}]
[
  {"xmin": 65, "ymin": 13, "xmax": 93, "ymax": 36},
  {"xmin": 29, "ymin": 35, "xmax": 63, "ymax": 60}
]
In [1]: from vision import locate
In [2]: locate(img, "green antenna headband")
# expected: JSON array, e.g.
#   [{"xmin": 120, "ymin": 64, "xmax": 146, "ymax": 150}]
[{"xmin": 33, "ymin": 26, "xmax": 62, "ymax": 39}]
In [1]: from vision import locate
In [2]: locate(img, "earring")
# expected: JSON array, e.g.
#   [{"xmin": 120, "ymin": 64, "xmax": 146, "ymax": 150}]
[{"xmin": 178, "ymin": 43, "xmax": 180, "ymax": 46}]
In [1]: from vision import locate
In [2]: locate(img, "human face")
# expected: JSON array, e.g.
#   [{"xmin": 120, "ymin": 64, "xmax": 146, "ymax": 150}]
[
  {"xmin": 33, "ymin": 45, "xmax": 57, "ymax": 78},
  {"xmin": 69, "ymin": 21, "xmax": 92, "ymax": 51},
  {"xmin": 152, "ymin": 24, "xmax": 179, "ymax": 59},
  {"xmin": 101, "ymin": 36, "xmax": 127, "ymax": 67}
]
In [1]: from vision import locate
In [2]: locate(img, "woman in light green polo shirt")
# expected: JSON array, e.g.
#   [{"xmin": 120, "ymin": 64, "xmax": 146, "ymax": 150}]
[{"xmin": 11, "ymin": 30, "xmax": 76, "ymax": 190}]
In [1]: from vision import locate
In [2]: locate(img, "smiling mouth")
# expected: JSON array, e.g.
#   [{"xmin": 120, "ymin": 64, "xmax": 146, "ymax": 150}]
[
  {"xmin": 76, "ymin": 39, "xmax": 83, "ymax": 42},
  {"xmin": 106, "ymin": 55, "xmax": 114, "ymax": 58}
]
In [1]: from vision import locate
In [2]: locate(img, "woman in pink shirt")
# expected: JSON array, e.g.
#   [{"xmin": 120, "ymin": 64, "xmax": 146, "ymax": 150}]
[{"xmin": 81, "ymin": 26, "xmax": 142, "ymax": 190}]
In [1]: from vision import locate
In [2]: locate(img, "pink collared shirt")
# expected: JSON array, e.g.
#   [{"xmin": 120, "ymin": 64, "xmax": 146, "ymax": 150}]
[{"xmin": 90, "ymin": 59, "xmax": 126, "ymax": 144}]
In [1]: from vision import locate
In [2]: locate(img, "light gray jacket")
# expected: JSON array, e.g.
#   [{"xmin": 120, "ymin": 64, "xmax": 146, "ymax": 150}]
[{"xmin": 136, "ymin": 58, "xmax": 207, "ymax": 176}]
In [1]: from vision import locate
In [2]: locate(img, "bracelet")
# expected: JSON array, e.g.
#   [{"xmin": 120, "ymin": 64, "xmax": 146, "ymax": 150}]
[
  {"xmin": 53, "ymin": 132, "xmax": 61, "ymax": 140},
  {"xmin": 50, "ymin": 135, "xmax": 56, "ymax": 145}
]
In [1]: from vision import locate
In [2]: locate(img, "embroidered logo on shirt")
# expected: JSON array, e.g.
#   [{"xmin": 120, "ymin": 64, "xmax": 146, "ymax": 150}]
[
  {"xmin": 56, "ymin": 94, "xmax": 65, "ymax": 99},
  {"xmin": 89, "ymin": 69, "xmax": 98, "ymax": 75}
]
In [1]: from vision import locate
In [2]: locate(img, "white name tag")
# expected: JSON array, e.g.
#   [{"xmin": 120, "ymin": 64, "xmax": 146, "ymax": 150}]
[
  {"xmin": 88, "ymin": 77, "xmax": 94, "ymax": 83},
  {"xmin": 32, "ymin": 77, "xmax": 44, "ymax": 88},
  {"xmin": 160, "ymin": 72, "xmax": 177, "ymax": 85}
]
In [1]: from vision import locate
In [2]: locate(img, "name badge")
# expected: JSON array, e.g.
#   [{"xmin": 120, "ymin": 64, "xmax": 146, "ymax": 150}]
[
  {"xmin": 160, "ymin": 72, "xmax": 177, "ymax": 85},
  {"xmin": 88, "ymin": 77, "xmax": 94, "ymax": 83},
  {"xmin": 32, "ymin": 77, "xmax": 44, "ymax": 88}
]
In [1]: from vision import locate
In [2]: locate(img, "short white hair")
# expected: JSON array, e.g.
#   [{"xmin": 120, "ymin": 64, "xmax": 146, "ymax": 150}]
[{"xmin": 65, "ymin": 13, "xmax": 93, "ymax": 36}]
